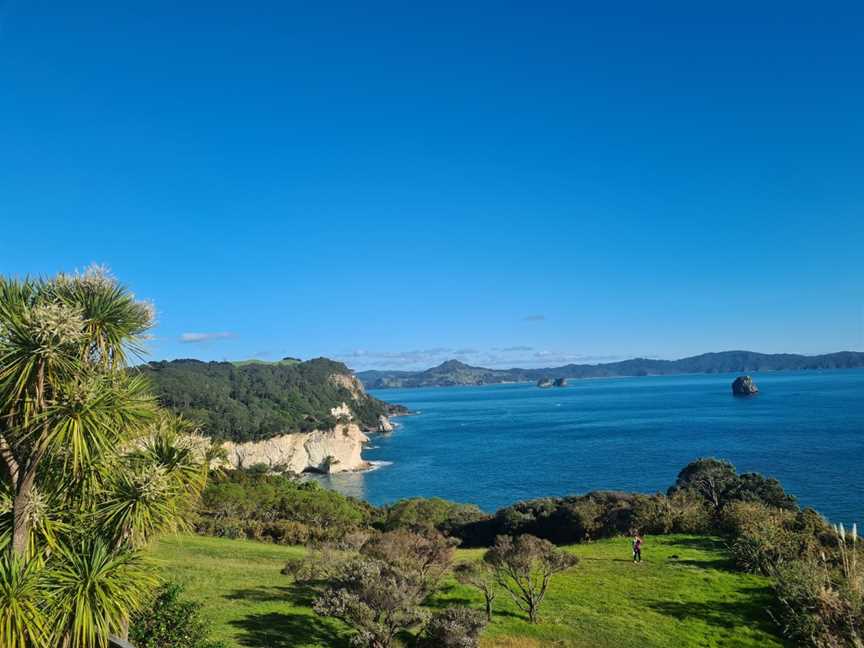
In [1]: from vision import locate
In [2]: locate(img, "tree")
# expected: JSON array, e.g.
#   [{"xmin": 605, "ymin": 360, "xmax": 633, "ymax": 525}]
[
  {"xmin": 669, "ymin": 458, "xmax": 798, "ymax": 514},
  {"xmin": 483, "ymin": 534, "xmax": 577, "ymax": 623},
  {"xmin": 0, "ymin": 267, "xmax": 209, "ymax": 647},
  {"xmin": 454, "ymin": 561, "xmax": 497, "ymax": 621},
  {"xmin": 668, "ymin": 458, "xmax": 739, "ymax": 511},
  {"xmin": 313, "ymin": 530, "xmax": 456, "ymax": 648}
]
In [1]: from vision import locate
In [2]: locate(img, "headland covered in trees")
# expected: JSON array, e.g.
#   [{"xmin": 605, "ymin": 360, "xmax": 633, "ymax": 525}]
[{"xmin": 357, "ymin": 351, "xmax": 864, "ymax": 388}]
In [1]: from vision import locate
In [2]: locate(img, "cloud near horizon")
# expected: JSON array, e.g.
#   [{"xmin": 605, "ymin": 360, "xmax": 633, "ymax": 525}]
[
  {"xmin": 524, "ymin": 314, "xmax": 545, "ymax": 321},
  {"xmin": 180, "ymin": 331, "xmax": 236, "ymax": 343}
]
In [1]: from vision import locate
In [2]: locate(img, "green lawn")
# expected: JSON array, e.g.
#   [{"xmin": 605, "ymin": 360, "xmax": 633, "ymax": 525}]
[{"xmin": 149, "ymin": 533, "xmax": 787, "ymax": 648}]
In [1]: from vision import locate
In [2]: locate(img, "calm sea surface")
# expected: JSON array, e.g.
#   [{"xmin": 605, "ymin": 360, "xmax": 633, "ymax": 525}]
[{"xmin": 320, "ymin": 370, "xmax": 864, "ymax": 522}]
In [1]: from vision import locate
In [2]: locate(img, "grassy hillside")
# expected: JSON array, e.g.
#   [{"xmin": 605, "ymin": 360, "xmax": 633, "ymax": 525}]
[{"xmin": 149, "ymin": 534, "xmax": 785, "ymax": 647}]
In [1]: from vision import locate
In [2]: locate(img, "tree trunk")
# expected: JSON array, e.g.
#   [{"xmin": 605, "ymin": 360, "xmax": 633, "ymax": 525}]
[
  {"xmin": 485, "ymin": 596, "xmax": 493, "ymax": 621},
  {"xmin": 11, "ymin": 469, "xmax": 35, "ymax": 556},
  {"xmin": 117, "ymin": 617, "xmax": 130, "ymax": 641}
]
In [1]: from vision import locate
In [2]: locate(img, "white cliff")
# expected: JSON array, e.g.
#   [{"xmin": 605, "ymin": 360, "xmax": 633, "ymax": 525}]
[
  {"xmin": 216, "ymin": 401, "xmax": 373, "ymax": 473},
  {"xmin": 220, "ymin": 423, "xmax": 369, "ymax": 474}
]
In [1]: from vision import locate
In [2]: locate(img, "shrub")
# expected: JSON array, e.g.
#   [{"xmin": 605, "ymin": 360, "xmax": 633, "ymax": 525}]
[
  {"xmin": 771, "ymin": 558, "xmax": 863, "ymax": 647},
  {"xmin": 669, "ymin": 458, "xmax": 797, "ymax": 514},
  {"xmin": 632, "ymin": 494, "xmax": 675, "ymax": 535},
  {"xmin": 419, "ymin": 606, "xmax": 487, "ymax": 647},
  {"xmin": 381, "ymin": 498, "xmax": 488, "ymax": 536},
  {"xmin": 454, "ymin": 561, "xmax": 497, "ymax": 621},
  {"xmin": 262, "ymin": 520, "xmax": 312, "ymax": 545},
  {"xmin": 484, "ymin": 534, "xmax": 578, "ymax": 623},
  {"xmin": 130, "ymin": 582, "xmax": 226, "ymax": 648},
  {"xmin": 666, "ymin": 490, "xmax": 713, "ymax": 534},
  {"xmin": 313, "ymin": 530, "xmax": 457, "ymax": 647},
  {"xmin": 723, "ymin": 502, "xmax": 797, "ymax": 574}
]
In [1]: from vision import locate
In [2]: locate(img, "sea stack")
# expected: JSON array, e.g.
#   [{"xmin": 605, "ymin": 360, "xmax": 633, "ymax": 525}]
[
  {"xmin": 553, "ymin": 378, "xmax": 567, "ymax": 387},
  {"xmin": 731, "ymin": 375, "xmax": 759, "ymax": 396},
  {"xmin": 537, "ymin": 378, "xmax": 553, "ymax": 388}
]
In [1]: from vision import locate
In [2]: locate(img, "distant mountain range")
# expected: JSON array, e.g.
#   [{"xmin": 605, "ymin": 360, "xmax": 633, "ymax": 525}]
[{"xmin": 355, "ymin": 351, "xmax": 864, "ymax": 389}]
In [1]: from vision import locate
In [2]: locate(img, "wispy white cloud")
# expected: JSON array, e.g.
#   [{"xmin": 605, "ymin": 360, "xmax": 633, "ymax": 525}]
[
  {"xmin": 180, "ymin": 332, "xmax": 235, "ymax": 343},
  {"xmin": 524, "ymin": 314, "xmax": 546, "ymax": 321}
]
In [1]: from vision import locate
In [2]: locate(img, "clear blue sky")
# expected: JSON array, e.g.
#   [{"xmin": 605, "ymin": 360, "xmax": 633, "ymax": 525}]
[{"xmin": 1, "ymin": 1, "xmax": 862, "ymax": 370}]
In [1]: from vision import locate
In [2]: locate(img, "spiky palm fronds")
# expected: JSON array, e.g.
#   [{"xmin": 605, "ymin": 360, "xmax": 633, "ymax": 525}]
[
  {"xmin": 50, "ymin": 265, "xmax": 155, "ymax": 369},
  {"xmin": 0, "ymin": 553, "xmax": 50, "ymax": 648},
  {"xmin": 49, "ymin": 539, "xmax": 154, "ymax": 648},
  {"xmin": 33, "ymin": 373, "xmax": 154, "ymax": 477}
]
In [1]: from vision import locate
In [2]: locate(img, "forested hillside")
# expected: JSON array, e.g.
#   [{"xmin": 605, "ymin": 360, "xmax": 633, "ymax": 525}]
[{"xmin": 138, "ymin": 357, "xmax": 401, "ymax": 442}]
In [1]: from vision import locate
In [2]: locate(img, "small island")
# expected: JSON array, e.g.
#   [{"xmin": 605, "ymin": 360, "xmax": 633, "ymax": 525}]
[
  {"xmin": 732, "ymin": 375, "xmax": 759, "ymax": 396},
  {"xmin": 537, "ymin": 377, "xmax": 567, "ymax": 388}
]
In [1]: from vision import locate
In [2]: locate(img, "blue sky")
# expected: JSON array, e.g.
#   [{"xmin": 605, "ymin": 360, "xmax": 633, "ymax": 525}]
[{"xmin": 1, "ymin": 1, "xmax": 862, "ymax": 370}]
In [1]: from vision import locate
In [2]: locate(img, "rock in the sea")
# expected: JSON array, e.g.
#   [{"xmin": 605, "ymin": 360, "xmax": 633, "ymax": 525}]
[
  {"xmin": 377, "ymin": 415, "xmax": 394, "ymax": 433},
  {"xmin": 732, "ymin": 375, "xmax": 759, "ymax": 396},
  {"xmin": 553, "ymin": 378, "xmax": 567, "ymax": 387},
  {"xmin": 537, "ymin": 378, "xmax": 553, "ymax": 388}
]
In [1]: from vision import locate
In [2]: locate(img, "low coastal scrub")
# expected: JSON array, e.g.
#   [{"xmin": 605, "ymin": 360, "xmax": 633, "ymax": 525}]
[
  {"xmin": 196, "ymin": 470, "xmax": 375, "ymax": 544},
  {"xmin": 192, "ymin": 458, "xmax": 861, "ymax": 647}
]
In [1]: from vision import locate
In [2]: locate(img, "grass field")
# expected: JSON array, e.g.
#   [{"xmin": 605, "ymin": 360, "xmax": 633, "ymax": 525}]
[{"xmin": 149, "ymin": 533, "xmax": 787, "ymax": 648}]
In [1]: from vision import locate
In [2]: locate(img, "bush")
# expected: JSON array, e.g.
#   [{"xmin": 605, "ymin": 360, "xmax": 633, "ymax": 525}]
[
  {"xmin": 380, "ymin": 498, "xmax": 488, "ymax": 536},
  {"xmin": 484, "ymin": 534, "xmax": 578, "ymax": 623},
  {"xmin": 669, "ymin": 458, "xmax": 797, "ymax": 514},
  {"xmin": 771, "ymin": 558, "xmax": 864, "ymax": 647},
  {"xmin": 130, "ymin": 583, "xmax": 226, "ymax": 648},
  {"xmin": 197, "ymin": 471, "xmax": 373, "ymax": 544},
  {"xmin": 723, "ymin": 502, "xmax": 798, "ymax": 574},
  {"xmin": 419, "ymin": 606, "xmax": 487, "ymax": 647}
]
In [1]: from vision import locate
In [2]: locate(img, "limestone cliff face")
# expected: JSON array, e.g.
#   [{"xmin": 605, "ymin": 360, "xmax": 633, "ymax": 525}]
[
  {"xmin": 217, "ymin": 400, "xmax": 375, "ymax": 473},
  {"xmin": 220, "ymin": 423, "xmax": 370, "ymax": 473}
]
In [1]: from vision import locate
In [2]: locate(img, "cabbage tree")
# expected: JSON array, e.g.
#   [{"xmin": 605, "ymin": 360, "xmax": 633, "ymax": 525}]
[{"xmin": 0, "ymin": 267, "xmax": 209, "ymax": 647}]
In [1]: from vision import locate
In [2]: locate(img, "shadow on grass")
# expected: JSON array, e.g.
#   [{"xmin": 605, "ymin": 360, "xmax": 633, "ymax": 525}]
[
  {"xmin": 663, "ymin": 536, "xmax": 727, "ymax": 552},
  {"xmin": 225, "ymin": 582, "xmax": 323, "ymax": 607},
  {"xmin": 230, "ymin": 611, "xmax": 350, "ymax": 648},
  {"xmin": 648, "ymin": 587, "xmax": 778, "ymax": 636}
]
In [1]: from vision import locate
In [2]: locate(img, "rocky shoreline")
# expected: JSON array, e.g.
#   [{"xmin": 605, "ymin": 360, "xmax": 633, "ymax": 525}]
[{"xmin": 213, "ymin": 400, "xmax": 405, "ymax": 475}]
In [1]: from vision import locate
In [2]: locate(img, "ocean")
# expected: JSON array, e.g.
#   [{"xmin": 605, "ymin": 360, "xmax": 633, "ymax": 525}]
[{"xmin": 320, "ymin": 369, "xmax": 864, "ymax": 523}]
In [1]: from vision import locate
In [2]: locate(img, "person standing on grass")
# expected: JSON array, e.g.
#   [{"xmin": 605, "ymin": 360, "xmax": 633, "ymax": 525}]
[{"xmin": 632, "ymin": 533, "xmax": 643, "ymax": 563}]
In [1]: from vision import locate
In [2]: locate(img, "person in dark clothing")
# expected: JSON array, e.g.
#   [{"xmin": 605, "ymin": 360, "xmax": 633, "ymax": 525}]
[{"xmin": 632, "ymin": 533, "xmax": 643, "ymax": 563}]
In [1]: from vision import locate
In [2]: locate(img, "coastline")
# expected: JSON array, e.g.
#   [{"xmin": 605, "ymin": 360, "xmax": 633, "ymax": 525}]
[{"xmin": 364, "ymin": 366, "xmax": 864, "ymax": 391}]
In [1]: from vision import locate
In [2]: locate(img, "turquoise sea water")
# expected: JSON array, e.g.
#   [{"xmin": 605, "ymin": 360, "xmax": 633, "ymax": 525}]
[{"xmin": 320, "ymin": 370, "xmax": 863, "ymax": 523}]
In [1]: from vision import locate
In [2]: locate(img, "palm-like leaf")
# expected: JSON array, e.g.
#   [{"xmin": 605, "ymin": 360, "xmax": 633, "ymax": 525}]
[
  {"xmin": 0, "ymin": 553, "xmax": 49, "ymax": 648},
  {"xmin": 50, "ymin": 266, "xmax": 154, "ymax": 369},
  {"xmin": 49, "ymin": 539, "xmax": 154, "ymax": 648},
  {"xmin": 97, "ymin": 465, "xmax": 179, "ymax": 549},
  {"xmin": 32, "ymin": 374, "xmax": 154, "ymax": 477}
]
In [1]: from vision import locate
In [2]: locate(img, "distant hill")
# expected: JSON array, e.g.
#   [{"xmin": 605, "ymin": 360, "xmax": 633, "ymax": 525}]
[
  {"xmin": 138, "ymin": 357, "xmax": 403, "ymax": 442},
  {"xmin": 356, "ymin": 351, "xmax": 864, "ymax": 389}
]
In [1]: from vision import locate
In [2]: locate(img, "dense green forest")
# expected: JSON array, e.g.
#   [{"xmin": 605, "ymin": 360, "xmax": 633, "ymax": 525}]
[
  {"xmin": 358, "ymin": 350, "xmax": 864, "ymax": 388},
  {"xmin": 138, "ymin": 357, "xmax": 402, "ymax": 442}
]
